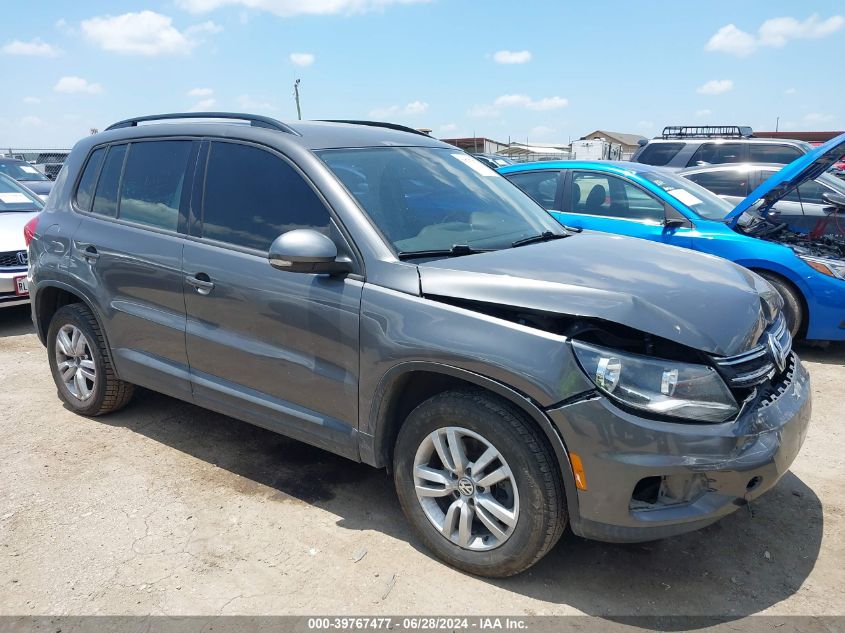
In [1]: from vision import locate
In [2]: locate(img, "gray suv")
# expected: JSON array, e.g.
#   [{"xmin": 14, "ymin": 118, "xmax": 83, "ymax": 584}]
[{"xmin": 28, "ymin": 113, "xmax": 811, "ymax": 577}]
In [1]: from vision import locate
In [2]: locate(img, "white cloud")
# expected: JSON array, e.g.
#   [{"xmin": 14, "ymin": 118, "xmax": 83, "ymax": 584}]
[
  {"xmin": 289, "ymin": 52, "xmax": 315, "ymax": 66},
  {"xmin": 2, "ymin": 38, "xmax": 62, "ymax": 57},
  {"xmin": 530, "ymin": 125, "xmax": 557, "ymax": 139},
  {"xmin": 237, "ymin": 94, "xmax": 275, "ymax": 111},
  {"xmin": 493, "ymin": 49, "xmax": 531, "ymax": 64},
  {"xmin": 188, "ymin": 87, "xmax": 214, "ymax": 97},
  {"xmin": 803, "ymin": 112, "xmax": 835, "ymax": 124},
  {"xmin": 696, "ymin": 79, "xmax": 733, "ymax": 95},
  {"xmin": 494, "ymin": 94, "xmax": 568, "ymax": 110},
  {"xmin": 189, "ymin": 98, "xmax": 217, "ymax": 111},
  {"xmin": 22, "ymin": 96, "xmax": 42, "ymax": 104},
  {"xmin": 439, "ymin": 123, "xmax": 459, "ymax": 133},
  {"xmin": 706, "ymin": 13, "xmax": 844, "ymax": 56},
  {"xmin": 404, "ymin": 100, "xmax": 428, "ymax": 114},
  {"xmin": 81, "ymin": 11, "xmax": 221, "ymax": 56},
  {"xmin": 54, "ymin": 76, "xmax": 103, "ymax": 94},
  {"xmin": 177, "ymin": 0, "xmax": 429, "ymax": 17},
  {"xmin": 695, "ymin": 108, "xmax": 712, "ymax": 117},
  {"xmin": 369, "ymin": 101, "xmax": 429, "ymax": 118},
  {"xmin": 22, "ymin": 116, "xmax": 43, "ymax": 127}
]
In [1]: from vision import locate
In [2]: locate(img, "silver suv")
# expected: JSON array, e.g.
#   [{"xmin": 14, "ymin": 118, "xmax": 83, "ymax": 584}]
[
  {"xmin": 27, "ymin": 113, "xmax": 811, "ymax": 577},
  {"xmin": 632, "ymin": 126, "xmax": 812, "ymax": 168}
]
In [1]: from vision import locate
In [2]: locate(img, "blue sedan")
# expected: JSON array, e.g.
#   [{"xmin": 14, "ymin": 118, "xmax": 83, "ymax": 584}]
[{"xmin": 499, "ymin": 134, "xmax": 845, "ymax": 341}]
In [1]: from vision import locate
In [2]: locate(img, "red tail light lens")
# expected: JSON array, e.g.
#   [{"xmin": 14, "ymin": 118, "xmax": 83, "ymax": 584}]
[{"xmin": 24, "ymin": 213, "xmax": 40, "ymax": 247}]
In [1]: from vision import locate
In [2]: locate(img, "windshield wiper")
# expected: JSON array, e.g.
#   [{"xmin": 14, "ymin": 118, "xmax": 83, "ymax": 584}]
[
  {"xmin": 511, "ymin": 231, "xmax": 569, "ymax": 248},
  {"xmin": 396, "ymin": 244, "xmax": 494, "ymax": 260}
]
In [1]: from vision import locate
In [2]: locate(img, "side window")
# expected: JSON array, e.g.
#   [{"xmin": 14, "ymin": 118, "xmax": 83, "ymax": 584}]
[
  {"xmin": 91, "ymin": 144, "xmax": 127, "ymax": 218},
  {"xmin": 748, "ymin": 144, "xmax": 803, "ymax": 164},
  {"xmin": 202, "ymin": 142, "xmax": 332, "ymax": 251},
  {"xmin": 684, "ymin": 170, "xmax": 748, "ymax": 197},
  {"xmin": 571, "ymin": 172, "xmax": 665, "ymax": 222},
  {"xmin": 687, "ymin": 143, "xmax": 746, "ymax": 167},
  {"xmin": 506, "ymin": 171, "xmax": 560, "ymax": 209},
  {"xmin": 636, "ymin": 143, "xmax": 684, "ymax": 166},
  {"xmin": 118, "ymin": 141, "xmax": 192, "ymax": 231},
  {"xmin": 75, "ymin": 147, "xmax": 105, "ymax": 212},
  {"xmin": 783, "ymin": 179, "xmax": 828, "ymax": 204}
]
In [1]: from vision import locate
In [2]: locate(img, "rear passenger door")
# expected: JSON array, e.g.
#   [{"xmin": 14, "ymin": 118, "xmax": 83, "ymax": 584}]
[
  {"xmin": 68, "ymin": 139, "xmax": 198, "ymax": 401},
  {"xmin": 182, "ymin": 140, "xmax": 362, "ymax": 458}
]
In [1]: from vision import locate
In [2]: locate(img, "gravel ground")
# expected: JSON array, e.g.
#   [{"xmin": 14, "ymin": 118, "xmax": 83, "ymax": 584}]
[{"xmin": 0, "ymin": 303, "xmax": 843, "ymax": 622}]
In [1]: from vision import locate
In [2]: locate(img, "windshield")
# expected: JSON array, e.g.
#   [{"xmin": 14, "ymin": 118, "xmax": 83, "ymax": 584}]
[
  {"xmin": 0, "ymin": 160, "xmax": 49, "ymax": 181},
  {"xmin": 317, "ymin": 147, "xmax": 564, "ymax": 255},
  {"xmin": 639, "ymin": 170, "xmax": 735, "ymax": 220},
  {"xmin": 0, "ymin": 173, "xmax": 44, "ymax": 213}
]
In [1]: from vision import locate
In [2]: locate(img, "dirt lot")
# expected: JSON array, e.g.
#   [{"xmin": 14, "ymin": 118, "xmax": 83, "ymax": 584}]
[{"xmin": 0, "ymin": 303, "xmax": 843, "ymax": 622}]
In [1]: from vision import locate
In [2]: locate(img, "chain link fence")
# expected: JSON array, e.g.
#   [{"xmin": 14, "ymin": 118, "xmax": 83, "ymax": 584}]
[{"xmin": 1, "ymin": 148, "xmax": 71, "ymax": 180}]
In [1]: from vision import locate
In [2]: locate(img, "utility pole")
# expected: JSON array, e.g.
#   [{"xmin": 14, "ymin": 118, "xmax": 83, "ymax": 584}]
[
  {"xmin": 775, "ymin": 116, "xmax": 780, "ymax": 132},
  {"xmin": 293, "ymin": 79, "xmax": 302, "ymax": 120}
]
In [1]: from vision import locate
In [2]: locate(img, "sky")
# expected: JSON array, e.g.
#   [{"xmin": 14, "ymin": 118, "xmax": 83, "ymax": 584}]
[{"xmin": 1, "ymin": 0, "xmax": 844, "ymax": 149}]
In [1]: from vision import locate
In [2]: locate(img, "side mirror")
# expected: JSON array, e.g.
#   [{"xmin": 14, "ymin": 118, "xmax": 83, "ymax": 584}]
[
  {"xmin": 663, "ymin": 203, "xmax": 692, "ymax": 230},
  {"xmin": 663, "ymin": 217, "xmax": 688, "ymax": 230},
  {"xmin": 268, "ymin": 229, "xmax": 352, "ymax": 275},
  {"xmin": 821, "ymin": 191, "xmax": 845, "ymax": 209}
]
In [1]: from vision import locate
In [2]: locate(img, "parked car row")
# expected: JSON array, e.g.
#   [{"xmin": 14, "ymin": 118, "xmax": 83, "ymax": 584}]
[
  {"xmin": 21, "ymin": 112, "xmax": 818, "ymax": 578},
  {"xmin": 500, "ymin": 134, "xmax": 845, "ymax": 341},
  {"xmin": 0, "ymin": 172, "xmax": 42, "ymax": 308}
]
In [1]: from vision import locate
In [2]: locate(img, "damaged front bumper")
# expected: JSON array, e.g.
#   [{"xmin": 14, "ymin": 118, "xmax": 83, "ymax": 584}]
[{"xmin": 548, "ymin": 354, "xmax": 812, "ymax": 543}]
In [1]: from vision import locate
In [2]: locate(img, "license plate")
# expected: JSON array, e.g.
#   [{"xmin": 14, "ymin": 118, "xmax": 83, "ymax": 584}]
[{"xmin": 14, "ymin": 275, "xmax": 28, "ymax": 296}]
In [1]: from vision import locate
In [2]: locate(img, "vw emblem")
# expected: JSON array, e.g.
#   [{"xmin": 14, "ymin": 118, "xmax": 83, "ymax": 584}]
[
  {"xmin": 17, "ymin": 251, "xmax": 28, "ymax": 265},
  {"xmin": 457, "ymin": 477, "xmax": 475, "ymax": 497},
  {"xmin": 767, "ymin": 333, "xmax": 787, "ymax": 372}
]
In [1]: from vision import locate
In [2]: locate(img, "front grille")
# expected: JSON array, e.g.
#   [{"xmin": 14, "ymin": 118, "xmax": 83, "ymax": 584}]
[
  {"xmin": 712, "ymin": 314, "xmax": 792, "ymax": 388},
  {"xmin": 0, "ymin": 250, "xmax": 27, "ymax": 268}
]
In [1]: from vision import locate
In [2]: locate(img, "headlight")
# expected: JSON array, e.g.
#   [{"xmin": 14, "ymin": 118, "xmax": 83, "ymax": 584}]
[
  {"xmin": 571, "ymin": 340, "xmax": 739, "ymax": 423},
  {"xmin": 800, "ymin": 255, "xmax": 845, "ymax": 280}
]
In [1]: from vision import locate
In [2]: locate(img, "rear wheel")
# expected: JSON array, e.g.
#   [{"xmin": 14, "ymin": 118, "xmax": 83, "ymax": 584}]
[
  {"xmin": 756, "ymin": 271, "xmax": 804, "ymax": 338},
  {"xmin": 47, "ymin": 303, "xmax": 134, "ymax": 416},
  {"xmin": 393, "ymin": 389, "xmax": 566, "ymax": 577}
]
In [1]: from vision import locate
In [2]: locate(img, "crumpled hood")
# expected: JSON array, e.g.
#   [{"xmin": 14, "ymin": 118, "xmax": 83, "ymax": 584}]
[
  {"xmin": 418, "ymin": 233, "xmax": 775, "ymax": 357},
  {"xmin": 728, "ymin": 132, "xmax": 845, "ymax": 222}
]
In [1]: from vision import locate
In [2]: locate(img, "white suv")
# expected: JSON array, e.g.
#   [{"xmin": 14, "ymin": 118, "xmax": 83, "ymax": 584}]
[{"xmin": 0, "ymin": 173, "xmax": 41, "ymax": 308}]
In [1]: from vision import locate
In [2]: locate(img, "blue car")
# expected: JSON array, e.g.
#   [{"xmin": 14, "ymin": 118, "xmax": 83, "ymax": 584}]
[{"xmin": 499, "ymin": 134, "xmax": 845, "ymax": 341}]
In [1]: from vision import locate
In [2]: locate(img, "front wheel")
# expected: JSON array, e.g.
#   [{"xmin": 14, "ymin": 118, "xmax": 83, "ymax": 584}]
[
  {"xmin": 393, "ymin": 389, "xmax": 566, "ymax": 577},
  {"xmin": 756, "ymin": 271, "xmax": 804, "ymax": 339}
]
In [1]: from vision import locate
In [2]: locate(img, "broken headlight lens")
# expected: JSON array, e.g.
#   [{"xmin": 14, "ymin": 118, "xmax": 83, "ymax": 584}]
[
  {"xmin": 571, "ymin": 340, "xmax": 739, "ymax": 423},
  {"xmin": 800, "ymin": 255, "xmax": 845, "ymax": 280}
]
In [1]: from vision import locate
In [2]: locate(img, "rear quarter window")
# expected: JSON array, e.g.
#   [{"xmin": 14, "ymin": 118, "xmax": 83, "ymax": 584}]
[
  {"xmin": 636, "ymin": 143, "xmax": 684, "ymax": 166},
  {"xmin": 91, "ymin": 145, "xmax": 127, "ymax": 218},
  {"xmin": 74, "ymin": 147, "xmax": 106, "ymax": 212}
]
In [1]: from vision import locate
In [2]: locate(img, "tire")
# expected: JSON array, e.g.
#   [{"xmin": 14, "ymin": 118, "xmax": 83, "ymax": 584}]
[
  {"xmin": 756, "ymin": 271, "xmax": 804, "ymax": 338},
  {"xmin": 47, "ymin": 303, "xmax": 134, "ymax": 416},
  {"xmin": 393, "ymin": 389, "xmax": 566, "ymax": 577}
]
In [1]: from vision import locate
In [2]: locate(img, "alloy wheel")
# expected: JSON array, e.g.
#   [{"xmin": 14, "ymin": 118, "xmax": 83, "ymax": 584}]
[
  {"xmin": 54, "ymin": 324, "xmax": 96, "ymax": 401},
  {"xmin": 412, "ymin": 426, "xmax": 519, "ymax": 551}
]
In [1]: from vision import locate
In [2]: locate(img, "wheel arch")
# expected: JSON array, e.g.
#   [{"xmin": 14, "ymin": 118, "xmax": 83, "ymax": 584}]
[
  {"xmin": 363, "ymin": 362, "xmax": 580, "ymax": 517},
  {"xmin": 746, "ymin": 265, "xmax": 810, "ymax": 337},
  {"xmin": 34, "ymin": 282, "xmax": 114, "ymax": 356}
]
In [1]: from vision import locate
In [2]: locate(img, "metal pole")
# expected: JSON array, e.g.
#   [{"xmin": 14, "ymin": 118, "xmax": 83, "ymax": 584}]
[
  {"xmin": 294, "ymin": 79, "xmax": 302, "ymax": 120},
  {"xmin": 775, "ymin": 116, "xmax": 779, "ymax": 132}
]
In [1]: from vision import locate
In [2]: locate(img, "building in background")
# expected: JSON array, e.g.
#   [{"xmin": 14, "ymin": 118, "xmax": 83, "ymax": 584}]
[
  {"xmin": 580, "ymin": 130, "xmax": 647, "ymax": 159},
  {"xmin": 440, "ymin": 137, "xmax": 509, "ymax": 154}
]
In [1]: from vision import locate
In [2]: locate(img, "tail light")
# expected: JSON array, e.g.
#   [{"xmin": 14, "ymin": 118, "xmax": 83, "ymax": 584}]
[{"xmin": 24, "ymin": 213, "xmax": 40, "ymax": 247}]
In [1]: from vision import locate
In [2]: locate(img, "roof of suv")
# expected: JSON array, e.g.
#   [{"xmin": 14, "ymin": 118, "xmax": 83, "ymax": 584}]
[{"xmin": 96, "ymin": 113, "xmax": 448, "ymax": 151}]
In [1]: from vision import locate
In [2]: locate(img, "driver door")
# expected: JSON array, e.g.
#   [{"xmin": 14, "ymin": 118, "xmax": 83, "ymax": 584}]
[{"xmin": 182, "ymin": 140, "xmax": 362, "ymax": 458}]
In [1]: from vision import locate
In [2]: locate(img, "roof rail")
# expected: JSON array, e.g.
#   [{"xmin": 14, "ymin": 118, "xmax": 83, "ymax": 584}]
[
  {"xmin": 319, "ymin": 120, "xmax": 430, "ymax": 137},
  {"xmin": 660, "ymin": 125, "xmax": 754, "ymax": 139},
  {"xmin": 105, "ymin": 112, "xmax": 301, "ymax": 135}
]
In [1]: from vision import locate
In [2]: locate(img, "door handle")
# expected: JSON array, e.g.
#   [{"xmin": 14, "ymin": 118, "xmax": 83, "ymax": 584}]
[
  {"xmin": 76, "ymin": 242, "xmax": 100, "ymax": 262},
  {"xmin": 186, "ymin": 273, "xmax": 214, "ymax": 295}
]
